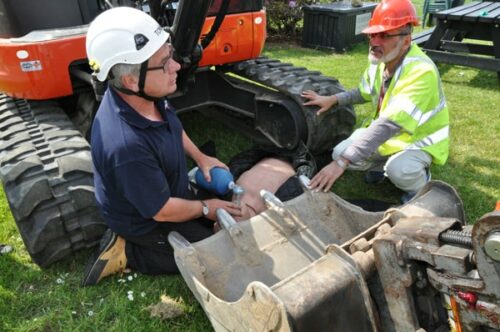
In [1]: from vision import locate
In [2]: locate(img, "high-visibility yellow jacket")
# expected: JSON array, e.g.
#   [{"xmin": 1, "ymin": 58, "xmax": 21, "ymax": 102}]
[{"xmin": 358, "ymin": 44, "xmax": 449, "ymax": 165}]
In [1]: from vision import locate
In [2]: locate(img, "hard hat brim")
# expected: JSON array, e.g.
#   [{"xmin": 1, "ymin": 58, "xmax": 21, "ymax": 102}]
[{"xmin": 362, "ymin": 25, "xmax": 391, "ymax": 34}]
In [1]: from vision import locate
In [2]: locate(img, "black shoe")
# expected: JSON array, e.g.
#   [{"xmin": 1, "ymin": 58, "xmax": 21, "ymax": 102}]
[
  {"xmin": 81, "ymin": 229, "xmax": 127, "ymax": 287},
  {"xmin": 364, "ymin": 171, "xmax": 385, "ymax": 184}
]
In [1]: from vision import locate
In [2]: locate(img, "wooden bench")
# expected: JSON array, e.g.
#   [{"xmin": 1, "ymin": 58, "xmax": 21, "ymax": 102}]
[
  {"xmin": 412, "ymin": 27, "xmax": 436, "ymax": 47},
  {"xmin": 421, "ymin": 1, "xmax": 500, "ymax": 81}
]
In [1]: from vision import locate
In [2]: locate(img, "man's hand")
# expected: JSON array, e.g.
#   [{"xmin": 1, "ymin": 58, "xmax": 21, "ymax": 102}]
[
  {"xmin": 182, "ymin": 131, "xmax": 228, "ymax": 182},
  {"xmin": 197, "ymin": 155, "xmax": 228, "ymax": 182},
  {"xmin": 301, "ymin": 90, "xmax": 338, "ymax": 115},
  {"xmin": 204, "ymin": 199, "xmax": 242, "ymax": 221},
  {"xmin": 308, "ymin": 161, "xmax": 345, "ymax": 192}
]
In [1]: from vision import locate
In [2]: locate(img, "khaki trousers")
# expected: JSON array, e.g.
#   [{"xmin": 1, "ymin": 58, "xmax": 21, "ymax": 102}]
[{"xmin": 332, "ymin": 128, "xmax": 432, "ymax": 192}]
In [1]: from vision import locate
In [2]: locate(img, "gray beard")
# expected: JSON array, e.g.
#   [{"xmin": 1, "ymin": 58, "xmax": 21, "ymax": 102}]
[{"xmin": 368, "ymin": 39, "xmax": 404, "ymax": 65}]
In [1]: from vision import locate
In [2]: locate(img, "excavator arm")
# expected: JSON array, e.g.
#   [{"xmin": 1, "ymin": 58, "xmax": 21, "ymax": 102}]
[{"xmin": 152, "ymin": 0, "xmax": 230, "ymax": 93}]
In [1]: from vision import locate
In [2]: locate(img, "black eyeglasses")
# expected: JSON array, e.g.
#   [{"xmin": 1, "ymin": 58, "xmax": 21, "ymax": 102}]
[
  {"xmin": 146, "ymin": 44, "xmax": 175, "ymax": 73},
  {"xmin": 367, "ymin": 32, "xmax": 410, "ymax": 40}
]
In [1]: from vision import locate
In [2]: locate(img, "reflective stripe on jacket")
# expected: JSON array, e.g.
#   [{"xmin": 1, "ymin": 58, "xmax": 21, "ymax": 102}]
[{"xmin": 358, "ymin": 44, "xmax": 449, "ymax": 165}]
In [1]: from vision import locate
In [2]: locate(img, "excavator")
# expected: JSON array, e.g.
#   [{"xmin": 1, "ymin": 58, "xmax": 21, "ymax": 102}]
[
  {"xmin": 1, "ymin": 1, "xmax": 499, "ymax": 331},
  {"xmin": 0, "ymin": 0, "xmax": 355, "ymax": 267}
]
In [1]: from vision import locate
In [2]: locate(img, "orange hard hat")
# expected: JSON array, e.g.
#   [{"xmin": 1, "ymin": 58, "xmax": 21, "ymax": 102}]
[{"xmin": 362, "ymin": 0, "xmax": 419, "ymax": 34}]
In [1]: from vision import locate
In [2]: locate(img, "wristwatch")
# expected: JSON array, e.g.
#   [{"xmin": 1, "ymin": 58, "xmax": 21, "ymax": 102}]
[
  {"xmin": 200, "ymin": 200, "xmax": 209, "ymax": 217},
  {"xmin": 335, "ymin": 158, "xmax": 348, "ymax": 170}
]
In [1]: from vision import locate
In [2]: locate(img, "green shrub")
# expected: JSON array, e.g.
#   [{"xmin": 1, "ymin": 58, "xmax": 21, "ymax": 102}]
[{"xmin": 266, "ymin": 0, "xmax": 317, "ymax": 38}]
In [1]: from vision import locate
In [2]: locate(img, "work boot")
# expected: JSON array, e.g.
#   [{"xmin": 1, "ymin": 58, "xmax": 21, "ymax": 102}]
[
  {"xmin": 364, "ymin": 171, "xmax": 385, "ymax": 184},
  {"xmin": 82, "ymin": 229, "xmax": 127, "ymax": 287}
]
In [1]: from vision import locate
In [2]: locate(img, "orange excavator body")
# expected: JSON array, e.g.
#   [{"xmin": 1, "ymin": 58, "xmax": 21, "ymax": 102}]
[
  {"xmin": 0, "ymin": 34, "xmax": 86, "ymax": 99},
  {"xmin": 199, "ymin": 10, "xmax": 266, "ymax": 67},
  {"xmin": 0, "ymin": 10, "xmax": 266, "ymax": 100}
]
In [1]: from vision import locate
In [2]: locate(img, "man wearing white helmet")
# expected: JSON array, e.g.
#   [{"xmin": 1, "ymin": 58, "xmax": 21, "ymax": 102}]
[{"xmin": 82, "ymin": 7, "xmax": 242, "ymax": 286}]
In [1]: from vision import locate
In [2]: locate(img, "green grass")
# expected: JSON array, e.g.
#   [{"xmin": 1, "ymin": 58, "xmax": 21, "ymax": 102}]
[{"xmin": 1, "ymin": 40, "xmax": 499, "ymax": 332}]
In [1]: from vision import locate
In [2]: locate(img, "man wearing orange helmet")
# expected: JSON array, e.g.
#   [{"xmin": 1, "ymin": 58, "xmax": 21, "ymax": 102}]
[{"xmin": 302, "ymin": 0, "xmax": 449, "ymax": 203}]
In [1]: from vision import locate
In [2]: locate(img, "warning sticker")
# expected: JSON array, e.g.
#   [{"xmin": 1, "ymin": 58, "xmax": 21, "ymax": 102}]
[{"xmin": 20, "ymin": 60, "xmax": 42, "ymax": 72}]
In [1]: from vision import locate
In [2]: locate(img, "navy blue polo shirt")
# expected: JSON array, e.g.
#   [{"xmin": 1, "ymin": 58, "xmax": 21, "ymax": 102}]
[{"xmin": 91, "ymin": 88, "xmax": 188, "ymax": 237}]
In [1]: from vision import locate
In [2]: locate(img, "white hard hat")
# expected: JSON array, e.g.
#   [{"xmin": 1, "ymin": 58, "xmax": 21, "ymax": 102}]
[{"xmin": 86, "ymin": 7, "xmax": 169, "ymax": 81}]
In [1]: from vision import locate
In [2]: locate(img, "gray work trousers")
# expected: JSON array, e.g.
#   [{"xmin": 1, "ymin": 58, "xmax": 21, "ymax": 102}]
[{"xmin": 332, "ymin": 128, "xmax": 432, "ymax": 193}]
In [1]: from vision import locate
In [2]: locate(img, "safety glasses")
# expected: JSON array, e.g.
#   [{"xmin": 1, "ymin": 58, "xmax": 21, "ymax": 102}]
[
  {"xmin": 146, "ymin": 44, "xmax": 175, "ymax": 73},
  {"xmin": 367, "ymin": 32, "xmax": 410, "ymax": 40}
]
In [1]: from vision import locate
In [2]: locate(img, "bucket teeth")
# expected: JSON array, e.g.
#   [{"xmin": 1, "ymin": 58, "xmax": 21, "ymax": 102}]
[
  {"xmin": 260, "ymin": 190, "xmax": 284, "ymax": 209},
  {"xmin": 261, "ymin": 190, "xmax": 300, "ymax": 231},
  {"xmin": 298, "ymin": 175, "xmax": 311, "ymax": 189},
  {"xmin": 216, "ymin": 208, "xmax": 237, "ymax": 230},
  {"xmin": 168, "ymin": 231, "xmax": 192, "ymax": 250}
]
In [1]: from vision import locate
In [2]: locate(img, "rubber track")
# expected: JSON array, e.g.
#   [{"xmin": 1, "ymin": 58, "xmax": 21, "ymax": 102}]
[
  {"xmin": 220, "ymin": 57, "xmax": 357, "ymax": 154},
  {"xmin": 0, "ymin": 94, "xmax": 106, "ymax": 267}
]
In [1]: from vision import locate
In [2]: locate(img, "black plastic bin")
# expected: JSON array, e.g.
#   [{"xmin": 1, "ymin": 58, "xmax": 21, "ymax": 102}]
[{"xmin": 302, "ymin": 2, "xmax": 377, "ymax": 52}]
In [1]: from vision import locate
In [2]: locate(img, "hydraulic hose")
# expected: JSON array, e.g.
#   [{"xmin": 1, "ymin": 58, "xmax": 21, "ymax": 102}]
[
  {"xmin": 201, "ymin": 0, "xmax": 230, "ymax": 49},
  {"xmin": 170, "ymin": 0, "xmax": 211, "ymax": 62}
]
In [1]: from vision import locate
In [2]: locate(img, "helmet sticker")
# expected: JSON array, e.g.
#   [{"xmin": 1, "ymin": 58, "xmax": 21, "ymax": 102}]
[{"xmin": 134, "ymin": 34, "xmax": 150, "ymax": 51}]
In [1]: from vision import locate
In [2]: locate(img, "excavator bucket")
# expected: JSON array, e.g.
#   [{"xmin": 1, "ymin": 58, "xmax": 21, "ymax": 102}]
[{"xmin": 169, "ymin": 181, "xmax": 465, "ymax": 331}]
